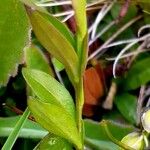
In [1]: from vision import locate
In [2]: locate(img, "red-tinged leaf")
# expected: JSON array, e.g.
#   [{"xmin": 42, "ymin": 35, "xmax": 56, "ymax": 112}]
[{"xmin": 83, "ymin": 64, "xmax": 105, "ymax": 117}]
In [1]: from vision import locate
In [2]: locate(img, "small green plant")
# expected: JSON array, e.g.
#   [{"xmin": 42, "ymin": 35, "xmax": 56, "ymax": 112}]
[{"xmin": 1, "ymin": 0, "xmax": 150, "ymax": 150}]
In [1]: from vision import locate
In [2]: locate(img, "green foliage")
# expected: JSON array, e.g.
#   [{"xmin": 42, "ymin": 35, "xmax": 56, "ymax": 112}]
[
  {"xmin": 0, "ymin": 116, "xmax": 47, "ymax": 139},
  {"xmin": 0, "ymin": 0, "xmax": 30, "ymax": 86},
  {"xmin": 26, "ymin": 9, "xmax": 79, "ymax": 85},
  {"xmin": 22, "ymin": 69, "xmax": 75, "ymax": 117},
  {"xmin": 22, "ymin": 69, "xmax": 82, "ymax": 148},
  {"xmin": 71, "ymin": 0, "xmax": 88, "ymax": 78},
  {"xmin": 34, "ymin": 133, "xmax": 73, "ymax": 150},
  {"xmin": 84, "ymin": 119, "xmax": 134, "ymax": 150},
  {"xmin": 114, "ymin": 93, "xmax": 137, "ymax": 124},
  {"xmin": 1, "ymin": 0, "xmax": 150, "ymax": 149},
  {"xmin": 79, "ymin": 33, "xmax": 88, "ymax": 77},
  {"xmin": 85, "ymin": 120, "xmax": 134, "ymax": 141},
  {"xmin": 85, "ymin": 139, "xmax": 119, "ymax": 150},
  {"xmin": 121, "ymin": 57, "xmax": 150, "ymax": 90},
  {"xmin": 28, "ymin": 98, "xmax": 81, "ymax": 149},
  {"xmin": 2, "ymin": 108, "xmax": 30, "ymax": 150},
  {"xmin": 72, "ymin": 0, "xmax": 87, "ymax": 40}
]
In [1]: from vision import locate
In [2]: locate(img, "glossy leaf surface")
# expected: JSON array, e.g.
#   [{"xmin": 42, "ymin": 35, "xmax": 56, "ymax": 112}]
[
  {"xmin": 22, "ymin": 68, "xmax": 75, "ymax": 117},
  {"xmin": 0, "ymin": 0, "xmax": 30, "ymax": 85},
  {"xmin": 34, "ymin": 133, "xmax": 73, "ymax": 150},
  {"xmin": 28, "ymin": 98, "xmax": 81, "ymax": 149}
]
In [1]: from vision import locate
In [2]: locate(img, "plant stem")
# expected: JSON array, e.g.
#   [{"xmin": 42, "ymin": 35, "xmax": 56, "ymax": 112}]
[
  {"xmin": 103, "ymin": 121, "xmax": 135, "ymax": 150},
  {"xmin": 71, "ymin": 1, "xmax": 87, "ymax": 150},
  {"xmin": 75, "ymin": 79, "xmax": 84, "ymax": 150}
]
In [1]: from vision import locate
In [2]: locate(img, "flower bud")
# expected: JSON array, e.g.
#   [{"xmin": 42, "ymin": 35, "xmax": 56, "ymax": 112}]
[
  {"xmin": 120, "ymin": 132, "xmax": 145, "ymax": 150},
  {"xmin": 141, "ymin": 108, "xmax": 150, "ymax": 133}
]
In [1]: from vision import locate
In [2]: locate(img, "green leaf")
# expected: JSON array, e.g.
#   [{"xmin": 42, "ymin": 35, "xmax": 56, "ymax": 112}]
[
  {"xmin": 0, "ymin": 0, "xmax": 30, "ymax": 85},
  {"xmin": 34, "ymin": 133, "xmax": 73, "ymax": 150},
  {"xmin": 71, "ymin": 0, "xmax": 88, "ymax": 74},
  {"xmin": 114, "ymin": 93, "xmax": 137, "ymax": 124},
  {"xmin": 84, "ymin": 119, "xmax": 134, "ymax": 150},
  {"xmin": 121, "ymin": 57, "xmax": 150, "ymax": 90},
  {"xmin": 25, "ymin": 45, "xmax": 54, "ymax": 76},
  {"xmin": 0, "ymin": 116, "xmax": 48, "ymax": 139},
  {"xmin": 72, "ymin": 0, "xmax": 87, "ymax": 40},
  {"xmin": 40, "ymin": 11, "xmax": 75, "ymax": 48},
  {"xmin": 22, "ymin": 68, "xmax": 75, "ymax": 118},
  {"xmin": 26, "ymin": 9, "xmax": 79, "ymax": 85},
  {"xmin": 22, "ymin": 0, "xmax": 75, "ymax": 47},
  {"xmin": 2, "ymin": 108, "xmax": 30, "ymax": 150},
  {"xmin": 24, "ymin": 0, "xmax": 75, "ymax": 48},
  {"xmin": 79, "ymin": 33, "xmax": 88, "ymax": 76},
  {"xmin": 28, "ymin": 98, "xmax": 82, "ymax": 149}
]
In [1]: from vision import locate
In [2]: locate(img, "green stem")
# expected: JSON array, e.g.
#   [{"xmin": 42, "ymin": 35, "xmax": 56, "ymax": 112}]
[
  {"xmin": 103, "ymin": 123, "xmax": 135, "ymax": 150},
  {"xmin": 75, "ymin": 79, "xmax": 84, "ymax": 150}
]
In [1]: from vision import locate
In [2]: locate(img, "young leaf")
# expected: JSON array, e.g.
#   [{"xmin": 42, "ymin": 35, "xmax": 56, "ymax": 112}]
[
  {"xmin": 34, "ymin": 133, "xmax": 73, "ymax": 150},
  {"xmin": 121, "ymin": 57, "xmax": 150, "ymax": 90},
  {"xmin": 28, "ymin": 98, "xmax": 82, "ymax": 149},
  {"xmin": 25, "ymin": 45, "xmax": 54, "ymax": 76},
  {"xmin": 71, "ymin": 0, "xmax": 88, "ymax": 76},
  {"xmin": 80, "ymin": 33, "xmax": 88, "ymax": 76},
  {"xmin": 0, "ymin": 0, "xmax": 30, "ymax": 86},
  {"xmin": 72, "ymin": 0, "xmax": 87, "ymax": 40},
  {"xmin": 26, "ymin": 9, "xmax": 79, "ymax": 85},
  {"xmin": 114, "ymin": 93, "xmax": 137, "ymax": 124},
  {"xmin": 22, "ymin": 68, "xmax": 75, "ymax": 118}
]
